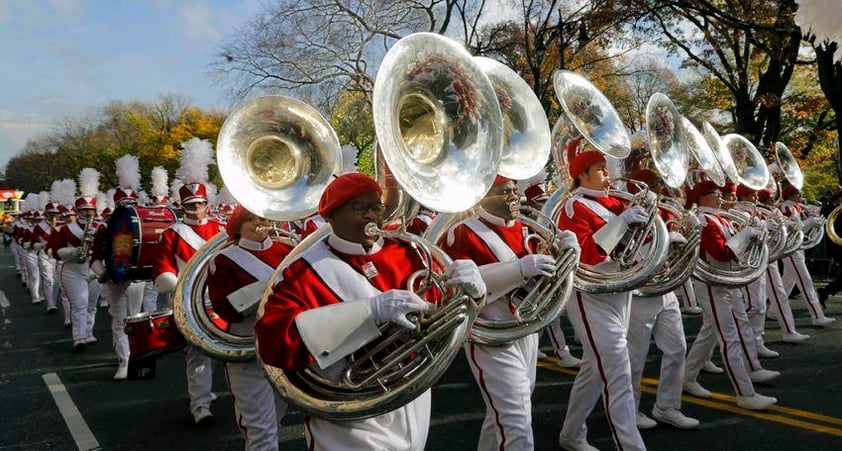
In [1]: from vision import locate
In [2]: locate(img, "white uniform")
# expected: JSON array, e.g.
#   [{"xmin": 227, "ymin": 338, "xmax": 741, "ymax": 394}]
[
  {"xmin": 779, "ymin": 200, "xmax": 829, "ymax": 321},
  {"xmin": 766, "ymin": 263, "xmax": 799, "ymax": 334}
]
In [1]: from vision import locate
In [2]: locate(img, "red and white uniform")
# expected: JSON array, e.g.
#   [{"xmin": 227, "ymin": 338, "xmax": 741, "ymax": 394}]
[
  {"xmin": 301, "ymin": 214, "xmax": 326, "ymax": 239},
  {"xmin": 439, "ymin": 209, "xmax": 539, "ymax": 450},
  {"xmin": 555, "ymin": 186, "xmax": 645, "ymax": 451},
  {"xmin": 406, "ymin": 210, "xmax": 436, "ymax": 236},
  {"xmin": 154, "ymin": 216, "xmax": 224, "ymax": 417},
  {"xmin": 779, "ymin": 200, "xmax": 828, "ymax": 322},
  {"xmin": 32, "ymin": 219, "xmax": 57, "ymax": 308},
  {"xmin": 684, "ymin": 207, "xmax": 756, "ymax": 397},
  {"xmin": 21, "ymin": 222, "xmax": 43, "ymax": 303},
  {"xmin": 208, "ymin": 237, "xmax": 291, "ymax": 451},
  {"xmin": 256, "ymin": 234, "xmax": 438, "ymax": 451},
  {"xmin": 47, "ymin": 220, "xmax": 100, "ymax": 346}
]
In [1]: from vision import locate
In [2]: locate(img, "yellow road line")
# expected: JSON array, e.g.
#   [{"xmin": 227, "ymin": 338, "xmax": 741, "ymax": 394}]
[{"xmin": 537, "ymin": 359, "xmax": 842, "ymax": 436}]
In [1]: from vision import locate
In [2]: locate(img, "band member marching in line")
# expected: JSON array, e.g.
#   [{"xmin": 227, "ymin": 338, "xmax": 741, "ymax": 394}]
[
  {"xmin": 207, "ymin": 205, "xmax": 291, "ymax": 451},
  {"xmin": 520, "ymin": 171, "xmax": 583, "ymax": 369},
  {"xmin": 681, "ymin": 180, "xmax": 778, "ymax": 410},
  {"xmin": 47, "ymin": 168, "xmax": 101, "ymax": 351},
  {"xmin": 55, "ymin": 179, "xmax": 79, "ymax": 328},
  {"xmin": 21, "ymin": 194, "xmax": 43, "ymax": 305},
  {"xmin": 141, "ymin": 166, "xmax": 170, "ymax": 313},
  {"xmin": 91, "ymin": 155, "xmax": 148, "ymax": 381},
  {"xmin": 552, "ymin": 150, "xmax": 653, "ymax": 451},
  {"xmin": 779, "ymin": 185, "xmax": 835, "ymax": 327},
  {"xmin": 30, "ymin": 189, "xmax": 61, "ymax": 313},
  {"xmin": 624, "ymin": 169, "xmax": 700, "ymax": 431},
  {"xmin": 255, "ymin": 173, "xmax": 486, "ymax": 451},
  {"xmin": 153, "ymin": 138, "xmax": 225, "ymax": 425}
]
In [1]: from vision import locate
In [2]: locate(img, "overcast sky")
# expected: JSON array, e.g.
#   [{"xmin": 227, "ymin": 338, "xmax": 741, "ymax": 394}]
[{"xmin": 0, "ymin": 0, "xmax": 263, "ymax": 173}]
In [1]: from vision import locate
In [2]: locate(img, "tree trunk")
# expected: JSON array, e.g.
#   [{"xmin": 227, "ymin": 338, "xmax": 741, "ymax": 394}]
[{"xmin": 815, "ymin": 42, "xmax": 842, "ymax": 182}]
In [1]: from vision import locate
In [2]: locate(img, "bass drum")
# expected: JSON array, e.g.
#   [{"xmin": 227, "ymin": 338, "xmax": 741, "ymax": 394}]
[{"xmin": 105, "ymin": 205, "xmax": 178, "ymax": 282}]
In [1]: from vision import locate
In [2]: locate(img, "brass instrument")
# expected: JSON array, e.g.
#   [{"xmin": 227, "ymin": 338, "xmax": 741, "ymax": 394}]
[
  {"xmin": 827, "ymin": 204, "xmax": 842, "ymax": 245},
  {"xmin": 542, "ymin": 71, "xmax": 669, "ymax": 294},
  {"xmin": 255, "ymin": 224, "xmax": 300, "ymax": 246},
  {"xmin": 261, "ymin": 32, "xmax": 501, "ymax": 420},
  {"xmin": 173, "ymin": 95, "xmax": 342, "ymax": 362},
  {"xmin": 772, "ymin": 141, "xmax": 825, "ymax": 250},
  {"xmin": 76, "ymin": 219, "xmax": 94, "ymax": 263}
]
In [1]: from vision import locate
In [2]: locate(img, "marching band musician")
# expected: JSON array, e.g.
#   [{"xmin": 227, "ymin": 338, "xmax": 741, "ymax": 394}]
[
  {"xmin": 624, "ymin": 169, "xmax": 700, "ymax": 431},
  {"xmin": 757, "ymin": 189, "xmax": 810, "ymax": 343},
  {"xmin": 207, "ymin": 205, "xmax": 291, "ymax": 451},
  {"xmin": 778, "ymin": 185, "xmax": 835, "ymax": 326},
  {"xmin": 140, "ymin": 166, "xmax": 170, "ymax": 313},
  {"xmin": 554, "ymin": 150, "xmax": 649, "ymax": 451},
  {"xmin": 31, "ymin": 187, "xmax": 63, "ymax": 314},
  {"xmin": 439, "ymin": 174, "xmax": 580, "ymax": 450},
  {"xmin": 715, "ymin": 183, "xmax": 780, "ymax": 382},
  {"xmin": 153, "ymin": 138, "xmax": 224, "ymax": 425},
  {"xmin": 90, "ymin": 155, "xmax": 147, "ymax": 381},
  {"xmin": 255, "ymin": 172, "xmax": 486, "ymax": 451},
  {"xmin": 47, "ymin": 168, "xmax": 102, "ymax": 352},
  {"xmin": 681, "ymin": 180, "xmax": 778, "ymax": 410},
  {"xmin": 56, "ymin": 180, "xmax": 79, "ymax": 328},
  {"xmin": 21, "ymin": 196, "xmax": 43, "ymax": 304}
]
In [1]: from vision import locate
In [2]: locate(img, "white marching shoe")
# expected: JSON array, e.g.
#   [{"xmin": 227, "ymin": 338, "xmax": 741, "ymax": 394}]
[
  {"xmin": 558, "ymin": 434, "xmax": 599, "ymax": 451},
  {"xmin": 682, "ymin": 381, "xmax": 712, "ymax": 398},
  {"xmin": 556, "ymin": 353, "xmax": 583, "ymax": 368},
  {"xmin": 636, "ymin": 411, "xmax": 657, "ymax": 429},
  {"xmin": 812, "ymin": 317, "xmax": 836, "ymax": 327},
  {"xmin": 701, "ymin": 360, "xmax": 724, "ymax": 374},
  {"xmin": 737, "ymin": 393, "xmax": 777, "ymax": 410},
  {"xmin": 113, "ymin": 365, "xmax": 128, "ymax": 381},
  {"xmin": 192, "ymin": 407, "xmax": 213, "ymax": 425},
  {"xmin": 749, "ymin": 369, "xmax": 780, "ymax": 383},
  {"xmin": 782, "ymin": 332, "xmax": 810, "ymax": 343},
  {"xmin": 756, "ymin": 345, "xmax": 779, "ymax": 358},
  {"xmin": 536, "ymin": 349, "xmax": 548, "ymax": 359},
  {"xmin": 652, "ymin": 405, "xmax": 700, "ymax": 429}
]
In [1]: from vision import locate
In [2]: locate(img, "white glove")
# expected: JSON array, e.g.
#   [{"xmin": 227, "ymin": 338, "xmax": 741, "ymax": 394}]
[
  {"xmin": 669, "ymin": 231, "xmax": 687, "ymax": 244},
  {"xmin": 726, "ymin": 227, "xmax": 761, "ymax": 259},
  {"xmin": 557, "ymin": 230, "xmax": 581, "ymax": 253},
  {"xmin": 32, "ymin": 242, "xmax": 43, "ymax": 251},
  {"xmin": 683, "ymin": 214, "xmax": 701, "ymax": 228},
  {"xmin": 444, "ymin": 259, "xmax": 486, "ymax": 299},
  {"xmin": 620, "ymin": 205, "xmax": 648, "ymax": 225},
  {"xmin": 518, "ymin": 254, "xmax": 556, "ymax": 279},
  {"xmin": 368, "ymin": 290, "xmax": 433, "ymax": 330}
]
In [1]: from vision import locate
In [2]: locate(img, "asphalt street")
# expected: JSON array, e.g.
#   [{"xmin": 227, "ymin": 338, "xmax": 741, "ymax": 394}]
[{"xmin": 2, "ymin": 246, "xmax": 842, "ymax": 450}]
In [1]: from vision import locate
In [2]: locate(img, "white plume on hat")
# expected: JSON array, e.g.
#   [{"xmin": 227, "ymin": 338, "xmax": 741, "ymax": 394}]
[
  {"xmin": 59, "ymin": 179, "xmax": 77, "ymax": 207},
  {"xmin": 23, "ymin": 193, "xmax": 40, "ymax": 213},
  {"xmin": 38, "ymin": 191, "xmax": 50, "ymax": 211},
  {"xmin": 105, "ymin": 189, "xmax": 117, "ymax": 211},
  {"xmin": 340, "ymin": 145, "xmax": 358, "ymax": 175},
  {"xmin": 50, "ymin": 181, "xmax": 63, "ymax": 203},
  {"xmin": 795, "ymin": 0, "xmax": 842, "ymax": 62},
  {"xmin": 78, "ymin": 168, "xmax": 101, "ymax": 197},
  {"xmin": 206, "ymin": 182, "xmax": 218, "ymax": 205},
  {"xmin": 150, "ymin": 166, "xmax": 168, "ymax": 197},
  {"xmin": 116, "ymin": 155, "xmax": 141, "ymax": 190},
  {"xmin": 170, "ymin": 178, "xmax": 184, "ymax": 205},
  {"xmin": 96, "ymin": 192, "xmax": 108, "ymax": 214},
  {"xmin": 176, "ymin": 138, "xmax": 214, "ymax": 184}
]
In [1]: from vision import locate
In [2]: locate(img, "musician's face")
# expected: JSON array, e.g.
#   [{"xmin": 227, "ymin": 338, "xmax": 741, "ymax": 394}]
[
  {"xmin": 183, "ymin": 201, "xmax": 208, "ymax": 220},
  {"xmin": 481, "ymin": 181, "xmax": 520, "ymax": 221},
  {"xmin": 240, "ymin": 215, "xmax": 270, "ymax": 242},
  {"xmin": 698, "ymin": 190, "xmax": 721, "ymax": 208},
  {"xmin": 77, "ymin": 208, "xmax": 96, "ymax": 222},
  {"xmin": 721, "ymin": 192, "xmax": 737, "ymax": 208},
  {"xmin": 740, "ymin": 192, "xmax": 758, "ymax": 203},
  {"xmin": 328, "ymin": 191, "xmax": 385, "ymax": 247},
  {"xmin": 579, "ymin": 163, "xmax": 609, "ymax": 191}
]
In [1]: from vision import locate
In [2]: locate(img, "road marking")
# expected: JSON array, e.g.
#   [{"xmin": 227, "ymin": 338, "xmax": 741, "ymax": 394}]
[
  {"xmin": 537, "ymin": 358, "xmax": 842, "ymax": 436},
  {"xmin": 42, "ymin": 372, "xmax": 100, "ymax": 450},
  {"xmin": 0, "ymin": 290, "xmax": 10, "ymax": 308}
]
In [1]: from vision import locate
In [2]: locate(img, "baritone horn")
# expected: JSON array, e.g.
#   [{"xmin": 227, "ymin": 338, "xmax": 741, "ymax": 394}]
[
  {"xmin": 259, "ymin": 32, "xmax": 501, "ymax": 420},
  {"xmin": 827, "ymin": 204, "xmax": 842, "ymax": 245},
  {"xmin": 172, "ymin": 95, "xmax": 341, "ymax": 362}
]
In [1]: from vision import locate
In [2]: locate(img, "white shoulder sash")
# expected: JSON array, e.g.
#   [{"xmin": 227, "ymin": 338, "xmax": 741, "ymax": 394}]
[
  {"xmin": 302, "ymin": 240, "xmax": 382, "ymax": 301},
  {"xmin": 462, "ymin": 217, "xmax": 518, "ymax": 262}
]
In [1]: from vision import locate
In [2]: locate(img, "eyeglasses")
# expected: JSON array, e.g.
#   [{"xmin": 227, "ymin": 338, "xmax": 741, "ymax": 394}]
[
  {"xmin": 346, "ymin": 202, "xmax": 388, "ymax": 215},
  {"xmin": 183, "ymin": 202, "xmax": 207, "ymax": 211}
]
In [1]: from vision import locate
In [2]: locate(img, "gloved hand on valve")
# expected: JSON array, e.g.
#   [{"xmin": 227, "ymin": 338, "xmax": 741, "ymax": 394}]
[
  {"xmin": 683, "ymin": 213, "xmax": 701, "ymax": 229},
  {"xmin": 519, "ymin": 254, "xmax": 557, "ymax": 278},
  {"xmin": 443, "ymin": 259, "xmax": 486, "ymax": 299},
  {"xmin": 726, "ymin": 227, "xmax": 762, "ymax": 260},
  {"xmin": 620, "ymin": 205, "xmax": 648, "ymax": 225},
  {"xmin": 368, "ymin": 290, "xmax": 433, "ymax": 330},
  {"xmin": 557, "ymin": 230, "xmax": 581, "ymax": 254},
  {"xmin": 669, "ymin": 231, "xmax": 688, "ymax": 244}
]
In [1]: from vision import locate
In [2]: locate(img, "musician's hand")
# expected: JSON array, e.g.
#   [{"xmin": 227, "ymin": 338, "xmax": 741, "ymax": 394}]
[
  {"xmin": 518, "ymin": 254, "xmax": 556, "ymax": 278},
  {"xmin": 620, "ymin": 205, "xmax": 648, "ymax": 225},
  {"xmin": 557, "ymin": 230, "xmax": 581, "ymax": 253},
  {"xmin": 368, "ymin": 290, "xmax": 432, "ymax": 329},
  {"xmin": 444, "ymin": 259, "xmax": 486, "ymax": 299}
]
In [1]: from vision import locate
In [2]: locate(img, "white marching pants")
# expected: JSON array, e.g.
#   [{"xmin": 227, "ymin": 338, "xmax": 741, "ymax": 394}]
[
  {"xmin": 465, "ymin": 334, "xmax": 539, "ymax": 451},
  {"xmin": 560, "ymin": 291, "xmax": 645, "ymax": 451},
  {"xmin": 224, "ymin": 361, "xmax": 287, "ymax": 451},
  {"xmin": 627, "ymin": 292, "xmax": 687, "ymax": 411},
  {"xmin": 11, "ymin": 240, "xmax": 23, "ymax": 272},
  {"xmin": 679, "ymin": 279, "xmax": 698, "ymax": 310},
  {"xmin": 105, "ymin": 281, "xmax": 145, "ymax": 366},
  {"xmin": 61, "ymin": 262, "xmax": 93, "ymax": 343},
  {"xmin": 186, "ymin": 344, "xmax": 216, "ymax": 414},
  {"xmin": 741, "ymin": 274, "xmax": 768, "ymax": 348},
  {"xmin": 684, "ymin": 281, "xmax": 755, "ymax": 397},
  {"xmin": 766, "ymin": 263, "xmax": 798, "ymax": 334},
  {"xmin": 305, "ymin": 390, "xmax": 430, "ymax": 451},
  {"xmin": 37, "ymin": 251, "xmax": 57, "ymax": 310},
  {"xmin": 730, "ymin": 290, "xmax": 761, "ymax": 372},
  {"xmin": 142, "ymin": 281, "xmax": 159, "ymax": 312},
  {"xmin": 781, "ymin": 251, "xmax": 826, "ymax": 320},
  {"xmin": 86, "ymin": 280, "xmax": 100, "ymax": 338},
  {"xmin": 25, "ymin": 250, "xmax": 42, "ymax": 302},
  {"xmin": 548, "ymin": 311, "xmax": 577, "ymax": 360}
]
